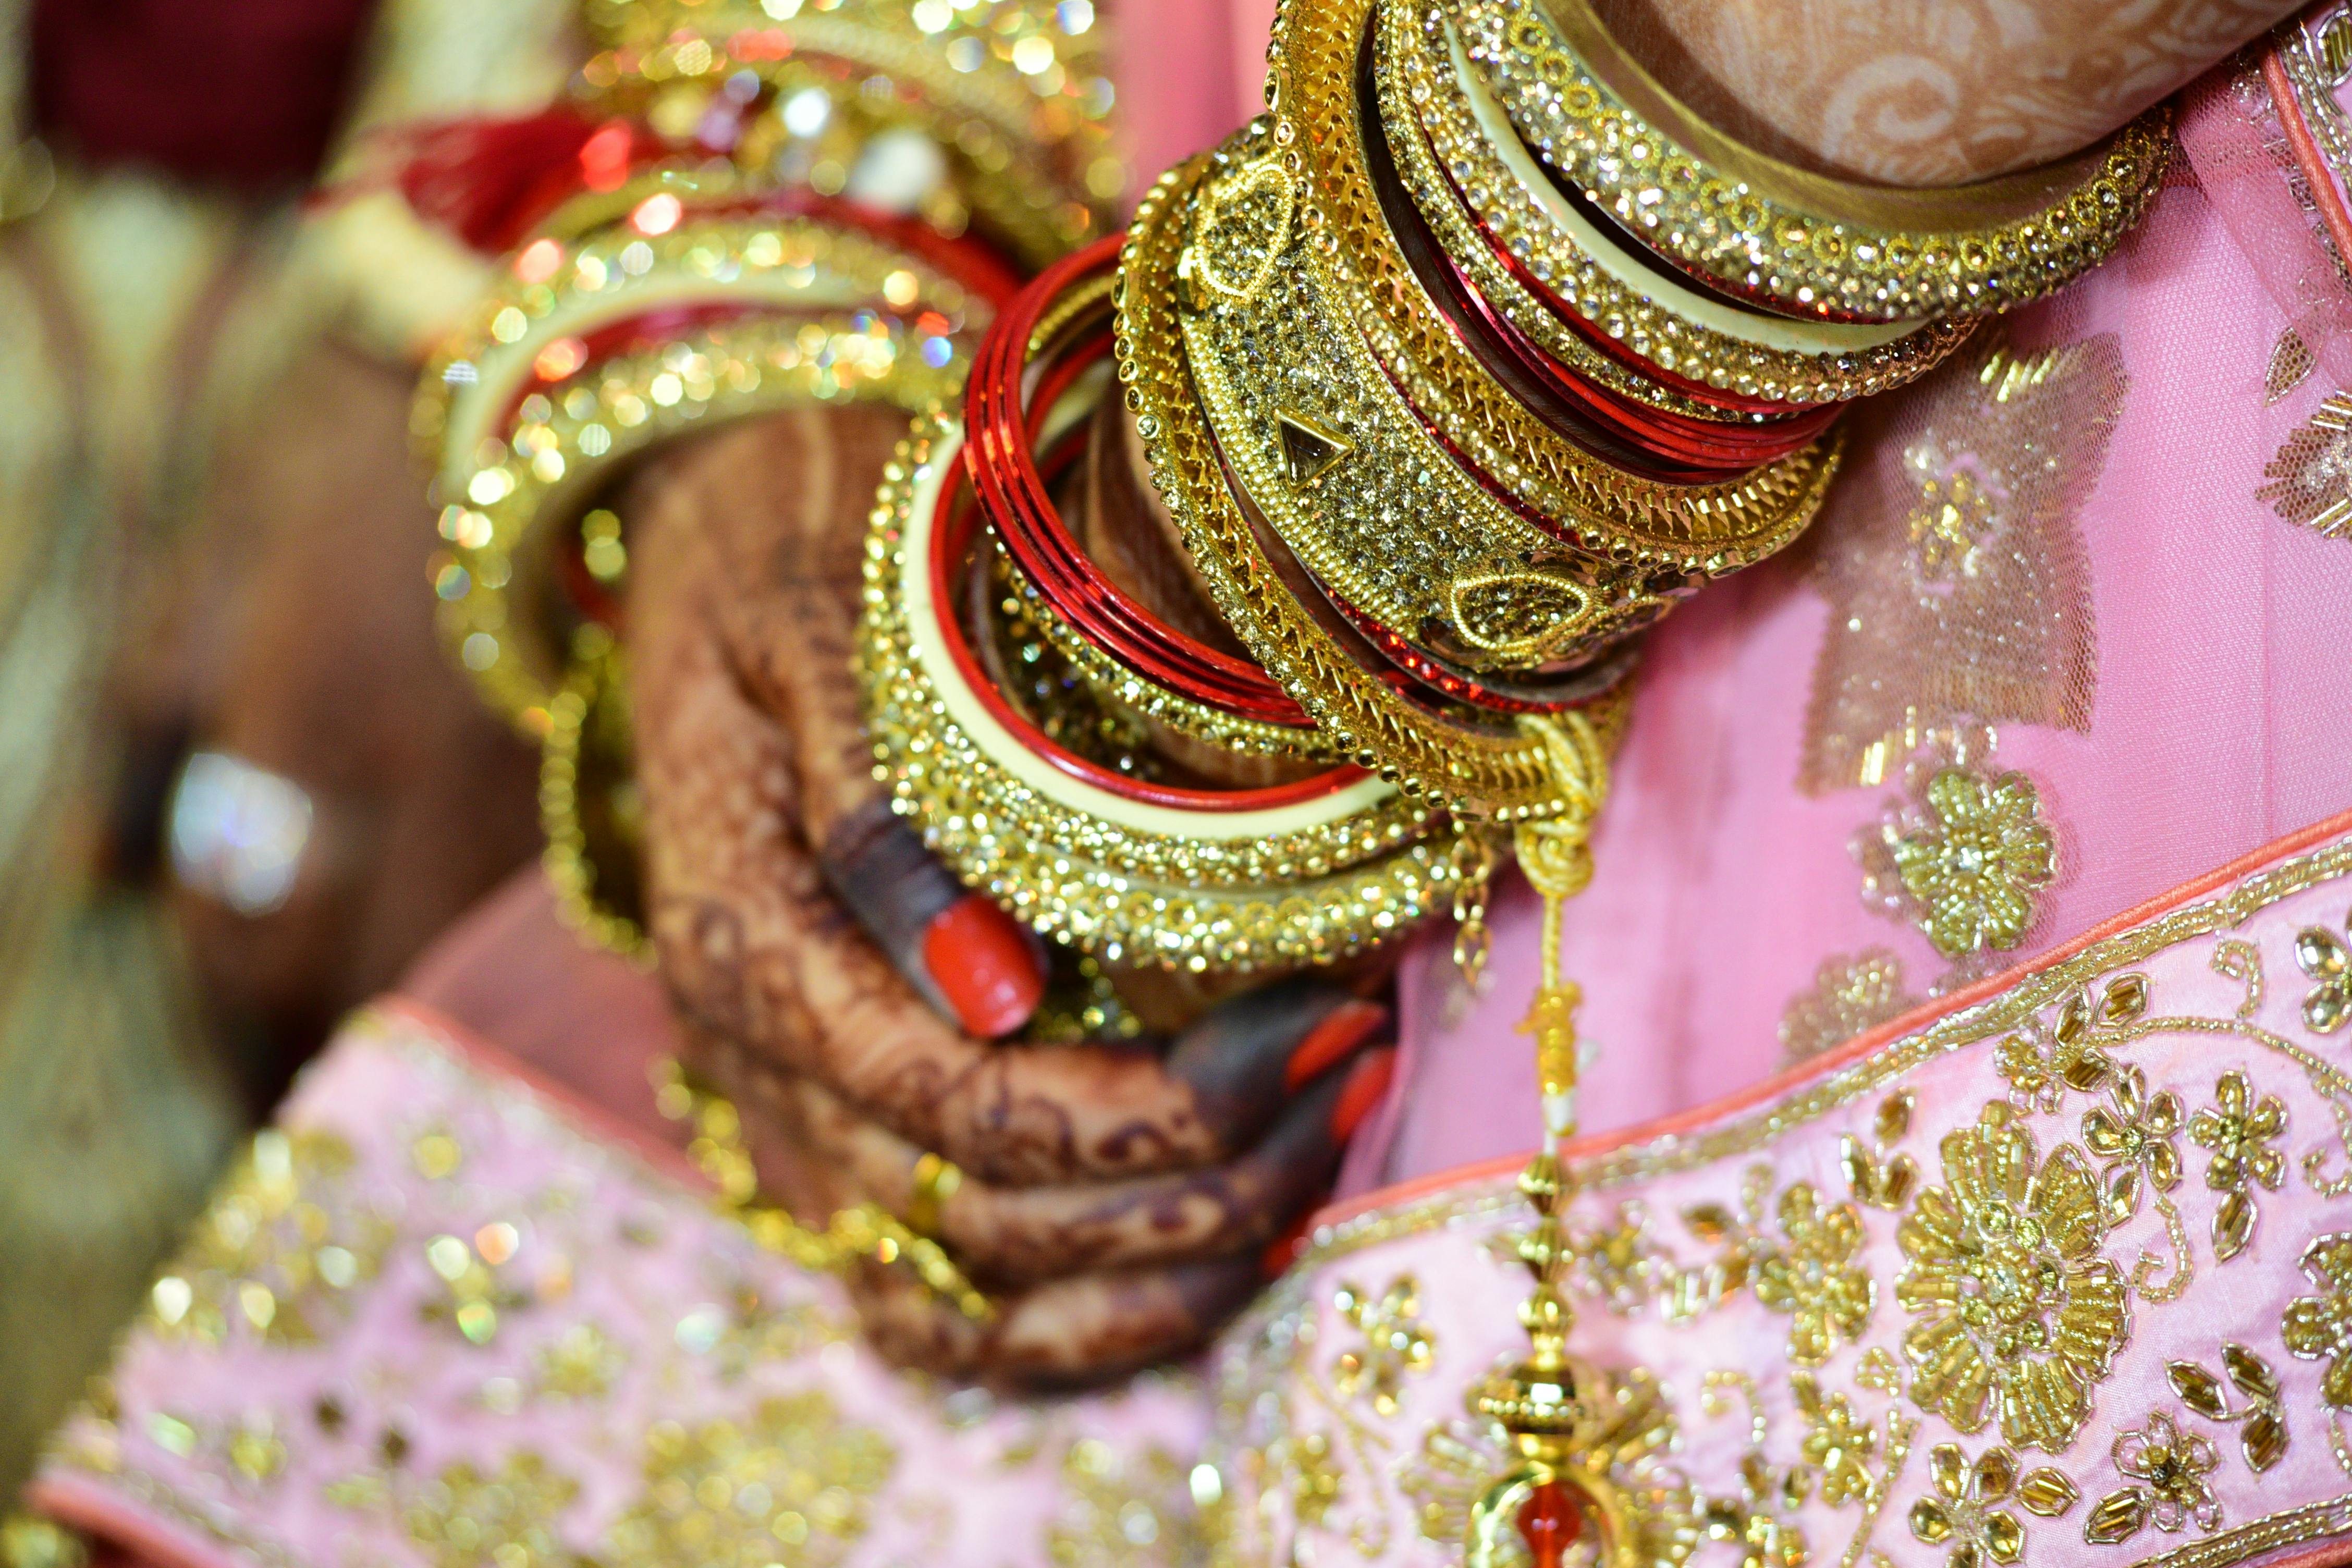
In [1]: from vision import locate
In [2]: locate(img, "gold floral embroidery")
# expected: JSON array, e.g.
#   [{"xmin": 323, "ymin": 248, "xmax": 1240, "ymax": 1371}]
[
  {"xmin": 1330, "ymin": 1277, "xmax": 1433, "ymax": 1417},
  {"xmin": 1897, "ymin": 1102, "xmax": 2129, "ymax": 1451},
  {"xmin": 2257, "ymin": 391, "xmax": 2352, "ymax": 538},
  {"xmin": 1793, "ymin": 1374, "xmax": 1879, "ymax": 1508},
  {"xmin": 1907, "ymin": 1443, "xmax": 2076, "ymax": 1567},
  {"xmin": 1799, "ymin": 336, "xmax": 2118, "ymax": 795},
  {"xmin": 401, "ymin": 1452, "xmax": 580, "ymax": 1568},
  {"xmin": 1752, "ymin": 1183, "xmax": 1877, "ymax": 1366},
  {"xmin": 144, "ymin": 1129, "xmax": 392, "ymax": 1348},
  {"xmin": 2082, "ymin": 1064, "xmax": 2186, "ymax": 1223},
  {"xmin": 2264, "ymin": 329, "xmax": 2317, "ymax": 405},
  {"xmin": 2283, "ymin": 1231, "xmax": 2352, "ymax": 1408},
  {"xmin": 1045, "ymin": 1439, "xmax": 1196, "ymax": 1567},
  {"xmin": 1888, "ymin": 770, "xmax": 2057, "ymax": 961},
  {"xmin": 1781, "ymin": 950, "xmax": 1920, "ymax": 1064},
  {"xmin": 2084, "ymin": 1412, "xmax": 2223, "ymax": 1544},
  {"xmin": 2167, "ymin": 1345, "xmax": 2289, "ymax": 1474},
  {"xmin": 533, "ymin": 1320, "xmax": 623, "ymax": 1399},
  {"xmin": 2295, "ymin": 914, "xmax": 2352, "ymax": 1034},
  {"xmin": 602, "ymin": 1392, "xmax": 895, "ymax": 1567},
  {"xmin": 2188, "ymin": 1071, "xmax": 2288, "ymax": 1264},
  {"xmin": 1284, "ymin": 1432, "xmax": 1341, "ymax": 1530}
]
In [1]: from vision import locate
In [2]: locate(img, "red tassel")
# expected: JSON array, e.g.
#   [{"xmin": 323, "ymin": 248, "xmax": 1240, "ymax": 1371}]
[
  {"xmin": 1517, "ymin": 1480, "xmax": 1581, "ymax": 1568},
  {"xmin": 383, "ymin": 110, "xmax": 662, "ymax": 253}
]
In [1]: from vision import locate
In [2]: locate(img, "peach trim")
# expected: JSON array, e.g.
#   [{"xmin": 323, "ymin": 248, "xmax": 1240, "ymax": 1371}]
[
  {"xmin": 2264, "ymin": 40, "xmax": 2352, "ymax": 275},
  {"xmin": 1318, "ymin": 803, "xmax": 2352, "ymax": 1227},
  {"xmin": 369, "ymin": 997, "xmax": 707, "ymax": 1191},
  {"xmin": 28, "ymin": 1472, "xmax": 255, "ymax": 1568}
]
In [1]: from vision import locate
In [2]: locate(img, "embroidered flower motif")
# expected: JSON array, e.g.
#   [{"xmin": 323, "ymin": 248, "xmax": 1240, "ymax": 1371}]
[
  {"xmin": 1897, "ymin": 1103, "xmax": 2128, "ymax": 1451},
  {"xmin": 2283, "ymin": 1232, "xmax": 2352, "ymax": 1409},
  {"xmin": 2080, "ymin": 1064, "xmax": 2184, "ymax": 1222},
  {"xmin": 1331, "ymin": 1276, "xmax": 1433, "ymax": 1417},
  {"xmin": 1753, "ymin": 1183, "xmax": 1876, "ymax": 1366},
  {"xmin": 2296, "ymin": 914, "xmax": 2352, "ymax": 1034},
  {"xmin": 1780, "ymin": 949, "xmax": 1919, "ymax": 1063},
  {"xmin": 1890, "ymin": 770, "xmax": 2056, "ymax": 961},
  {"xmin": 2257, "ymin": 390, "xmax": 2352, "ymax": 538},
  {"xmin": 1907, "ymin": 1443, "xmax": 2076, "ymax": 1568},
  {"xmin": 2085, "ymin": 1412, "xmax": 2222, "ymax": 1543},
  {"xmin": 1793, "ymin": 1374, "xmax": 1878, "ymax": 1508},
  {"xmin": 2187, "ymin": 1070, "xmax": 2287, "ymax": 1263}
]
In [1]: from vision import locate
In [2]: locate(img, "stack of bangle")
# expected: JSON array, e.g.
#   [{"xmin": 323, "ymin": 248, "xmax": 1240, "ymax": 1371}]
[{"xmin": 856, "ymin": 0, "xmax": 2167, "ymax": 976}]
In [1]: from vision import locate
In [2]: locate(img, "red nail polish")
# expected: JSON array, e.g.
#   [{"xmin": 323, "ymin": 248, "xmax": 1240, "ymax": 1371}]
[
  {"xmin": 1283, "ymin": 999, "xmax": 1391, "ymax": 1092},
  {"xmin": 1329, "ymin": 1047, "xmax": 1398, "ymax": 1144},
  {"xmin": 1260, "ymin": 1212, "xmax": 1313, "ymax": 1280},
  {"xmin": 923, "ymin": 893, "xmax": 1044, "ymax": 1038}
]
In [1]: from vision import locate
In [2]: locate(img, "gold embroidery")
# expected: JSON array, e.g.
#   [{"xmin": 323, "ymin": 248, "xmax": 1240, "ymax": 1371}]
[
  {"xmin": 2085, "ymin": 1412, "xmax": 2223, "ymax": 1545},
  {"xmin": 1800, "ymin": 337, "xmax": 2120, "ymax": 795},
  {"xmin": 1896, "ymin": 1103, "xmax": 2129, "ymax": 1452},
  {"xmin": 2165, "ymin": 1345, "xmax": 2288, "ymax": 1474},
  {"xmin": 2295, "ymin": 913, "xmax": 2352, "ymax": 1033},
  {"xmin": 1782, "ymin": 951, "xmax": 1921, "ymax": 1064},
  {"xmin": 2082, "ymin": 1065, "xmax": 2186, "ymax": 1223},
  {"xmin": 2187, "ymin": 1072, "xmax": 2288, "ymax": 1264},
  {"xmin": 1906, "ymin": 1442, "xmax": 2076, "ymax": 1566},
  {"xmin": 1843, "ymin": 1093, "xmax": 1921, "ymax": 1213},
  {"xmin": 1329, "ymin": 1276, "xmax": 1434, "ymax": 1418},
  {"xmin": 1794, "ymin": 1375, "xmax": 1880, "ymax": 1508},
  {"xmin": 1993, "ymin": 976, "xmax": 2146, "ymax": 1113},
  {"xmin": 402, "ymin": 1452, "xmax": 581, "ymax": 1568},
  {"xmin": 603, "ymin": 1393, "xmax": 895, "ymax": 1567},
  {"xmin": 1752, "ymin": 1184, "xmax": 1877, "ymax": 1367},
  {"xmin": 2264, "ymin": 330, "xmax": 2317, "ymax": 405},
  {"xmin": 2283, "ymin": 1231, "xmax": 2352, "ymax": 1408},
  {"xmin": 2258, "ymin": 392, "xmax": 2352, "ymax": 538},
  {"xmin": 1885, "ymin": 770, "xmax": 2057, "ymax": 962},
  {"xmin": 1045, "ymin": 1439, "xmax": 1197, "ymax": 1568},
  {"xmin": 145, "ymin": 1129, "xmax": 393, "ymax": 1348}
]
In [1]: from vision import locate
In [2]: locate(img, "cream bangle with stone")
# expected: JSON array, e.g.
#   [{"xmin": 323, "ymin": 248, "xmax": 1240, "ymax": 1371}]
[{"xmin": 860, "ymin": 414, "xmax": 1461, "ymax": 970}]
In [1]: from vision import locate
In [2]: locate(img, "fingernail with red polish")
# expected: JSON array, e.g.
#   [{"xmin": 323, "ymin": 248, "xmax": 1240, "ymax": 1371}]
[
  {"xmin": 1330, "ymin": 1047, "xmax": 1398, "ymax": 1144},
  {"xmin": 923, "ymin": 893, "xmax": 1045, "ymax": 1037},
  {"xmin": 1283, "ymin": 998, "xmax": 1391, "ymax": 1092},
  {"xmin": 1261, "ymin": 1212, "xmax": 1314, "ymax": 1280}
]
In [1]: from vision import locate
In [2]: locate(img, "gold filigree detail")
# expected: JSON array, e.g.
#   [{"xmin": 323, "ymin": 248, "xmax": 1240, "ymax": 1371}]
[
  {"xmin": 2283, "ymin": 1231, "xmax": 2352, "ymax": 1408},
  {"xmin": 2295, "ymin": 913, "xmax": 2352, "ymax": 1034},
  {"xmin": 1801, "ymin": 337, "xmax": 2120, "ymax": 795},
  {"xmin": 2084, "ymin": 1412, "xmax": 2223, "ymax": 1544},
  {"xmin": 1782, "ymin": 950, "xmax": 1921, "ymax": 1064},
  {"xmin": 2082, "ymin": 1065, "xmax": 2186, "ymax": 1223},
  {"xmin": 602, "ymin": 1392, "xmax": 895, "ymax": 1567},
  {"xmin": 1753, "ymin": 1184, "xmax": 1877, "ymax": 1367},
  {"xmin": 2258, "ymin": 391, "xmax": 2352, "ymax": 538},
  {"xmin": 1330, "ymin": 1276, "xmax": 1434, "ymax": 1418},
  {"xmin": 1897, "ymin": 1103, "xmax": 2129, "ymax": 1451},
  {"xmin": 2188, "ymin": 1071, "xmax": 2288, "ymax": 1263},
  {"xmin": 1794, "ymin": 1374, "xmax": 1879, "ymax": 1509},
  {"xmin": 2264, "ymin": 330, "xmax": 2317, "ymax": 405},
  {"xmin": 1888, "ymin": 769, "xmax": 2057, "ymax": 961},
  {"xmin": 1907, "ymin": 1442, "xmax": 2075, "ymax": 1567},
  {"xmin": 2166, "ymin": 1344, "xmax": 2288, "ymax": 1474},
  {"xmin": 1990, "ymin": 976, "xmax": 2146, "ymax": 1113}
]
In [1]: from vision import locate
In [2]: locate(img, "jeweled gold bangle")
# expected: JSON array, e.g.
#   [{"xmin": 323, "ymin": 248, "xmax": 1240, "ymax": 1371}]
[
  {"xmin": 540, "ymin": 629, "xmax": 651, "ymax": 963},
  {"xmin": 1445, "ymin": 0, "xmax": 2171, "ymax": 323},
  {"xmin": 1120, "ymin": 153, "xmax": 1632, "ymax": 820},
  {"xmin": 419, "ymin": 212, "xmax": 985, "ymax": 731},
  {"xmin": 582, "ymin": 0, "xmax": 1120, "ymax": 266},
  {"xmin": 860, "ymin": 414, "xmax": 1462, "ymax": 970},
  {"xmin": 1263, "ymin": 0, "xmax": 1843, "ymax": 562},
  {"xmin": 1377, "ymin": 0, "xmax": 1974, "ymax": 408}
]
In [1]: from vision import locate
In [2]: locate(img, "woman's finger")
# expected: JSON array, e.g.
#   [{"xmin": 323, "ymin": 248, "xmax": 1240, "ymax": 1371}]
[
  {"xmin": 627, "ymin": 508, "xmax": 1391, "ymax": 1184},
  {"xmin": 765, "ymin": 1044, "xmax": 1396, "ymax": 1285}
]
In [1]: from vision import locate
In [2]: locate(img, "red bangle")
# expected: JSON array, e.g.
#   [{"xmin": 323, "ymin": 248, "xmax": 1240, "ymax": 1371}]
[
  {"xmin": 930, "ymin": 453, "xmax": 1362, "ymax": 811},
  {"xmin": 965, "ymin": 239, "xmax": 1313, "ymax": 728}
]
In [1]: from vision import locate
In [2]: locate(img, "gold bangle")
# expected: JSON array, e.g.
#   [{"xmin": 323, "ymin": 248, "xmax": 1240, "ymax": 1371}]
[
  {"xmin": 540, "ymin": 630, "xmax": 652, "ymax": 964},
  {"xmin": 582, "ymin": 0, "xmax": 1120, "ymax": 267},
  {"xmin": 1119, "ymin": 151, "xmax": 1635, "ymax": 820},
  {"xmin": 1376, "ymin": 1, "xmax": 1974, "ymax": 407},
  {"xmin": 1263, "ymin": 0, "xmax": 1843, "ymax": 564},
  {"xmin": 860, "ymin": 412, "xmax": 1467, "ymax": 970},
  {"xmin": 1446, "ymin": 0, "xmax": 2171, "ymax": 323},
  {"xmin": 904, "ymin": 1152, "xmax": 964, "ymax": 1238},
  {"xmin": 418, "ymin": 212, "xmax": 985, "ymax": 733}
]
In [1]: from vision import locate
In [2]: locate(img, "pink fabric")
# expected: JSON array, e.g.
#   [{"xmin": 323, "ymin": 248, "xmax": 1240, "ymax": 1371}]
[
  {"xmin": 1109, "ymin": 0, "xmax": 1277, "ymax": 205},
  {"xmin": 44, "ymin": 819, "xmax": 2352, "ymax": 1565},
  {"xmin": 1376, "ymin": 65, "xmax": 2352, "ymax": 1188}
]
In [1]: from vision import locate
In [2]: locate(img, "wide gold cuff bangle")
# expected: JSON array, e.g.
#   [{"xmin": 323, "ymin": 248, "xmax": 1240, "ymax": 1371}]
[
  {"xmin": 860, "ymin": 412, "xmax": 1464, "ymax": 972},
  {"xmin": 582, "ymin": 0, "xmax": 1119, "ymax": 266},
  {"xmin": 1446, "ymin": 0, "xmax": 2171, "ymax": 323},
  {"xmin": 416, "ymin": 208, "xmax": 985, "ymax": 732},
  {"xmin": 1377, "ymin": 0, "xmax": 1974, "ymax": 408},
  {"xmin": 1266, "ymin": 0, "xmax": 1842, "ymax": 558}
]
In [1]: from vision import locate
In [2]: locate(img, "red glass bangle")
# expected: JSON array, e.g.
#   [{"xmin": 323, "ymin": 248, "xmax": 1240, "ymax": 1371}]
[
  {"xmin": 965, "ymin": 239, "xmax": 1315, "ymax": 730},
  {"xmin": 929, "ymin": 451, "xmax": 1363, "ymax": 812}
]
